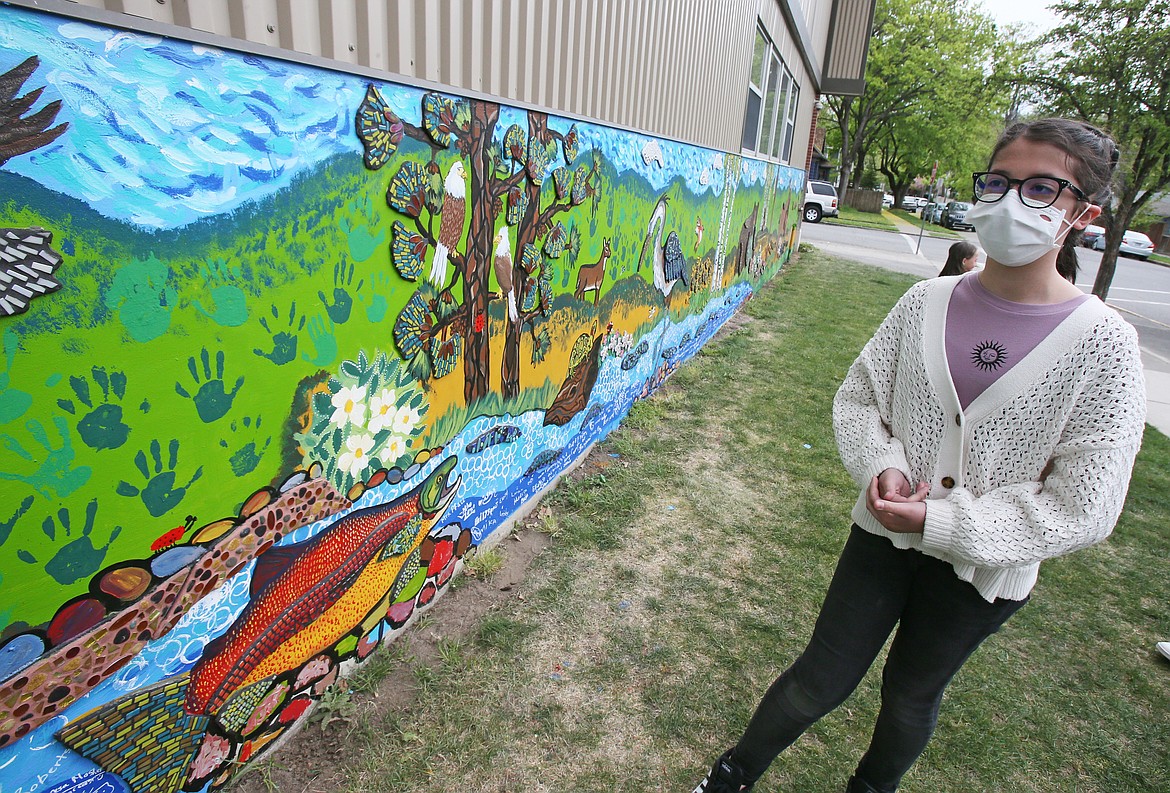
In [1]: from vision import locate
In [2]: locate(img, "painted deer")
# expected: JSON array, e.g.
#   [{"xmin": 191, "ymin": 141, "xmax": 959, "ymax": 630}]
[{"xmin": 574, "ymin": 237, "xmax": 611, "ymax": 306}]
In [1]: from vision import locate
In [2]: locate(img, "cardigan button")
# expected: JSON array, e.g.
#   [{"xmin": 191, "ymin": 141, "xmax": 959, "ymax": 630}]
[
  {"xmin": 955, "ymin": 413, "xmax": 962, "ymax": 426},
  {"xmin": 941, "ymin": 476, "xmax": 955, "ymax": 488}
]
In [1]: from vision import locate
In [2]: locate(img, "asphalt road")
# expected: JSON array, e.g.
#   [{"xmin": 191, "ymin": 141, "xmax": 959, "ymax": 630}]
[{"xmin": 799, "ymin": 219, "xmax": 1170, "ymax": 378}]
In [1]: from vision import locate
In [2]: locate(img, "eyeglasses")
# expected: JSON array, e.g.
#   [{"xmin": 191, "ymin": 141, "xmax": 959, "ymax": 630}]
[{"xmin": 972, "ymin": 172, "xmax": 1089, "ymax": 209}]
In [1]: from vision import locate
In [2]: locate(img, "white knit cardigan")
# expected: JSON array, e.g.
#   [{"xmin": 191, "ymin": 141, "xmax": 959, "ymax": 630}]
[{"xmin": 833, "ymin": 274, "xmax": 1146, "ymax": 602}]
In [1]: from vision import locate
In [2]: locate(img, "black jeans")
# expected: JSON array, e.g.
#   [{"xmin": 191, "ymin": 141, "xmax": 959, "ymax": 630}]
[{"xmin": 732, "ymin": 525, "xmax": 1028, "ymax": 791}]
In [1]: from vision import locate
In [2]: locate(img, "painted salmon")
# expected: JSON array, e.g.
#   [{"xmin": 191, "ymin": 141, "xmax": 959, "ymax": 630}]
[{"xmin": 185, "ymin": 456, "xmax": 459, "ymax": 715}]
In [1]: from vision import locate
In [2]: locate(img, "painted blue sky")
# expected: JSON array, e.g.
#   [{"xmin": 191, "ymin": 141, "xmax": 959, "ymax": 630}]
[{"xmin": 1, "ymin": 5, "xmax": 786, "ymax": 231}]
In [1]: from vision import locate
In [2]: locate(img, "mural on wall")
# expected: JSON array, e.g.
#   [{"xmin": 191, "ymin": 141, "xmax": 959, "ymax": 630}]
[{"xmin": 0, "ymin": 5, "xmax": 803, "ymax": 791}]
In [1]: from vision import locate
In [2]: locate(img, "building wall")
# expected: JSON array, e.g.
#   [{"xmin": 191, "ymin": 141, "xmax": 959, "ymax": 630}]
[{"xmin": 0, "ymin": 2, "xmax": 805, "ymax": 790}]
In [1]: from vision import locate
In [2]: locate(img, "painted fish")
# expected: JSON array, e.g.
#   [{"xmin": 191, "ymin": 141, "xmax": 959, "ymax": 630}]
[
  {"xmin": 524, "ymin": 448, "xmax": 563, "ymax": 477},
  {"xmin": 464, "ymin": 424, "xmax": 522, "ymax": 455},
  {"xmin": 186, "ymin": 456, "xmax": 460, "ymax": 715}
]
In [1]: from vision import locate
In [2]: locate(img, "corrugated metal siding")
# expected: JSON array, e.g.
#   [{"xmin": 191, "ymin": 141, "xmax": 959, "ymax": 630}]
[
  {"xmin": 823, "ymin": 0, "xmax": 873, "ymax": 93},
  {"xmin": 58, "ymin": 0, "xmax": 842, "ymax": 156}
]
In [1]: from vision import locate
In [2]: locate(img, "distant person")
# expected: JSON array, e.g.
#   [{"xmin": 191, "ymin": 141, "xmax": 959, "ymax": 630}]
[
  {"xmin": 938, "ymin": 240, "xmax": 979, "ymax": 277},
  {"xmin": 693, "ymin": 118, "xmax": 1146, "ymax": 793}
]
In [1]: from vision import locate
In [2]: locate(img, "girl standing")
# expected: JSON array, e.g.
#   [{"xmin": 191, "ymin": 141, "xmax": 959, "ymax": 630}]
[{"xmin": 695, "ymin": 118, "xmax": 1146, "ymax": 792}]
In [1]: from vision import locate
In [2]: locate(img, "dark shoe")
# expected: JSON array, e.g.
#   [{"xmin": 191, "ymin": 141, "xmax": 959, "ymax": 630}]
[
  {"xmin": 845, "ymin": 775, "xmax": 885, "ymax": 793},
  {"xmin": 693, "ymin": 749, "xmax": 754, "ymax": 792}
]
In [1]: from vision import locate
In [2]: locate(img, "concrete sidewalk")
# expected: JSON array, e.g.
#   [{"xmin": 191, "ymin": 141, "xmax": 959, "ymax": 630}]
[{"xmin": 874, "ymin": 210, "xmax": 1170, "ymax": 438}]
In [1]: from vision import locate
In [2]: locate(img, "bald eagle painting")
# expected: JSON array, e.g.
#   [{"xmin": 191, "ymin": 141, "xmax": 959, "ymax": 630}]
[
  {"xmin": 494, "ymin": 226, "xmax": 519, "ymax": 323},
  {"xmin": 430, "ymin": 160, "xmax": 467, "ymax": 287}
]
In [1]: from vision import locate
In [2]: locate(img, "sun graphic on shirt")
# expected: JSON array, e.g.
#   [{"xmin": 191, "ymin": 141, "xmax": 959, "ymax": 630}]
[{"xmin": 971, "ymin": 340, "xmax": 1008, "ymax": 371}]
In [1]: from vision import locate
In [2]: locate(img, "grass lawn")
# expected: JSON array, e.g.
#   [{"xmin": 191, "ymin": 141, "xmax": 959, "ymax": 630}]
[
  {"xmin": 823, "ymin": 205, "xmax": 899, "ymax": 232},
  {"xmin": 245, "ymin": 249, "xmax": 1170, "ymax": 793},
  {"xmin": 1150, "ymin": 250, "xmax": 1170, "ymax": 266}
]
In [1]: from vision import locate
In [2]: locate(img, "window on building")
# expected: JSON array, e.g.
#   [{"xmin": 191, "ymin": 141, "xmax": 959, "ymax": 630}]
[
  {"xmin": 741, "ymin": 27, "xmax": 768, "ymax": 151},
  {"xmin": 742, "ymin": 23, "xmax": 799, "ymax": 163}
]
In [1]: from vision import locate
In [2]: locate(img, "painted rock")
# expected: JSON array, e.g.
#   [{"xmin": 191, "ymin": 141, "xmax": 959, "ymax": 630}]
[
  {"xmin": 98, "ymin": 565, "xmax": 152, "ymax": 602},
  {"xmin": 150, "ymin": 545, "xmax": 207, "ymax": 579},
  {"xmin": 278, "ymin": 696, "xmax": 312, "ymax": 725},
  {"xmin": 293, "ymin": 655, "xmax": 334, "ymax": 690},
  {"xmin": 0, "ymin": 633, "xmax": 46, "ymax": 682},
  {"xmin": 279, "ymin": 470, "xmax": 308, "ymax": 493},
  {"xmin": 191, "ymin": 517, "xmax": 237, "ymax": 544},
  {"xmin": 239, "ymin": 488, "xmax": 272, "ymax": 519},
  {"xmin": 47, "ymin": 598, "xmax": 107, "ymax": 647}
]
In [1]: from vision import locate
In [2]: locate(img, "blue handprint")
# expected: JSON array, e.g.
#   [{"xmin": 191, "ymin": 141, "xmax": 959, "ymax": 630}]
[
  {"xmin": 302, "ymin": 314, "xmax": 339, "ymax": 367},
  {"xmin": 194, "ymin": 258, "xmax": 249, "ymax": 328},
  {"xmin": 57, "ymin": 366, "xmax": 131, "ymax": 450},
  {"xmin": 357, "ymin": 271, "xmax": 393, "ymax": 324},
  {"xmin": 103, "ymin": 254, "xmax": 177, "ymax": 343},
  {"xmin": 175, "ymin": 348, "xmax": 244, "ymax": 423},
  {"xmin": 219, "ymin": 415, "xmax": 272, "ymax": 477},
  {"xmin": 0, "ymin": 328, "xmax": 32, "ymax": 425},
  {"xmin": 116, "ymin": 439, "xmax": 203, "ymax": 517},
  {"xmin": 253, "ymin": 301, "xmax": 306, "ymax": 366},
  {"xmin": 0, "ymin": 417, "xmax": 91, "ymax": 499},
  {"xmin": 16, "ymin": 499, "xmax": 122, "ymax": 586},
  {"xmin": 339, "ymin": 198, "xmax": 386, "ymax": 263},
  {"xmin": 318, "ymin": 261, "xmax": 359, "ymax": 325}
]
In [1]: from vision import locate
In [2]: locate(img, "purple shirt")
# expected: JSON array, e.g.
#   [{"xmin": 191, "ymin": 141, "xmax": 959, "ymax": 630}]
[{"xmin": 945, "ymin": 274, "xmax": 1088, "ymax": 409}]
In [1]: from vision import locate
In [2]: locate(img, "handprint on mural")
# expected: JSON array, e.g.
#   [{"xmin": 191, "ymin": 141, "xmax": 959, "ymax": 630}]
[
  {"xmin": 102, "ymin": 254, "xmax": 177, "ymax": 343},
  {"xmin": 116, "ymin": 438, "xmax": 203, "ymax": 517},
  {"xmin": 253, "ymin": 301, "xmax": 306, "ymax": 365},
  {"xmin": 16, "ymin": 499, "xmax": 121, "ymax": 586},
  {"xmin": 317, "ymin": 260, "xmax": 359, "ymax": 325},
  {"xmin": 174, "ymin": 348, "xmax": 244, "ymax": 424},
  {"xmin": 0, "ymin": 416, "xmax": 91, "ymax": 499},
  {"xmin": 56, "ymin": 366, "xmax": 132, "ymax": 450}
]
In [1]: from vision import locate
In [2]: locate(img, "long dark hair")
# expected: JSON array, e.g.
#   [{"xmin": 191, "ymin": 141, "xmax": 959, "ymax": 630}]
[
  {"xmin": 987, "ymin": 119, "xmax": 1119, "ymax": 282},
  {"xmin": 939, "ymin": 241, "xmax": 977, "ymax": 277}
]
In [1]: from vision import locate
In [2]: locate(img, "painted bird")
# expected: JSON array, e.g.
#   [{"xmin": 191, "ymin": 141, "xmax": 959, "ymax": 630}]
[
  {"xmin": 694, "ymin": 216, "xmax": 705, "ymax": 251},
  {"xmin": 638, "ymin": 193, "xmax": 688, "ymax": 299},
  {"xmin": 494, "ymin": 226, "xmax": 519, "ymax": 323},
  {"xmin": 430, "ymin": 160, "xmax": 467, "ymax": 287}
]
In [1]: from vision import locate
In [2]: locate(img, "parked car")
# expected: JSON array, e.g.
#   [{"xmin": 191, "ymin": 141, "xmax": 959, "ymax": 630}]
[
  {"xmin": 1094, "ymin": 229, "xmax": 1155, "ymax": 260},
  {"xmin": 900, "ymin": 195, "xmax": 927, "ymax": 211},
  {"xmin": 1080, "ymin": 224, "xmax": 1106, "ymax": 248},
  {"xmin": 922, "ymin": 201, "xmax": 946, "ymax": 224},
  {"xmin": 882, "ymin": 193, "xmax": 894, "ymax": 209},
  {"xmin": 941, "ymin": 201, "xmax": 974, "ymax": 231},
  {"xmin": 804, "ymin": 180, "xmax": 839, "ymax": 223}
]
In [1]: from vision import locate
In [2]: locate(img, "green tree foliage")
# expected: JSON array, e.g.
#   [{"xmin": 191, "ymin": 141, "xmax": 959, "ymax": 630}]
[
  {"xmin": 1030, "ymin": 0, "xmax": 1170, "ymax": 298},
  {"xmin": 826, "ymin": 0, "xmax": 1001, "ymax": 204}
]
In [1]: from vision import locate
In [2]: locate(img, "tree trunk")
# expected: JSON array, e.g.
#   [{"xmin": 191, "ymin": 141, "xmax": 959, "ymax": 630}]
[
  {"xmin": 835, "ymin": 97, "xmax": 855, "ymax": 197},
  {"xmin": 501, "ymin": 111, "xmax": 550, "ymax": 400},
  {"xmin": 1092, "ymin": 206, "xmax": 1128, "ymax": 301},
  {"xmin": 463, "ymin": 100, "xmax": 499, "ymax": 404}
]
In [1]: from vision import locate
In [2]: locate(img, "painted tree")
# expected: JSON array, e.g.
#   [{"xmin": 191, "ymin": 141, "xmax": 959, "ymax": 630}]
[
  {"xmin": 0, "ymin": 56, "xmax": 67, "ymax": 167},
  {"xmin": 358, "ymin": 87, "xmax": 600, "ymax": 403},
  {"xmin": 0, "ymin": 56, "xmax": 67, "ymax": 316},
  {"xmin": 357, "ymin": 86, "xmax": 476, "ymax": 394},
  {"xmin": 1030, "ymin": 0, "xmax": 1170, "ymax": 299},
  {"xmin": 495, "ymin": 114, "xmax": 600, "ymax": 400}
]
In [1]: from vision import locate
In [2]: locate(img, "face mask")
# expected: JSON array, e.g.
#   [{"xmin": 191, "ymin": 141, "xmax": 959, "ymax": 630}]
[{"xmin": 967, "ymin": 190, "xmax": 1089, "ymax": 267}]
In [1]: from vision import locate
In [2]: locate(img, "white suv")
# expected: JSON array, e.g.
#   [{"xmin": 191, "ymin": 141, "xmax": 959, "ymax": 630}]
[{"xmin": 804, "ymin": 180, "xmax": 839, "ymax": 223}]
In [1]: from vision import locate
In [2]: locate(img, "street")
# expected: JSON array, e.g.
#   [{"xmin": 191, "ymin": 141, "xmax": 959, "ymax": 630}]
[{"xmin": 798, "ymin": 219, "xmax": 1170, "ymax": 378}]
